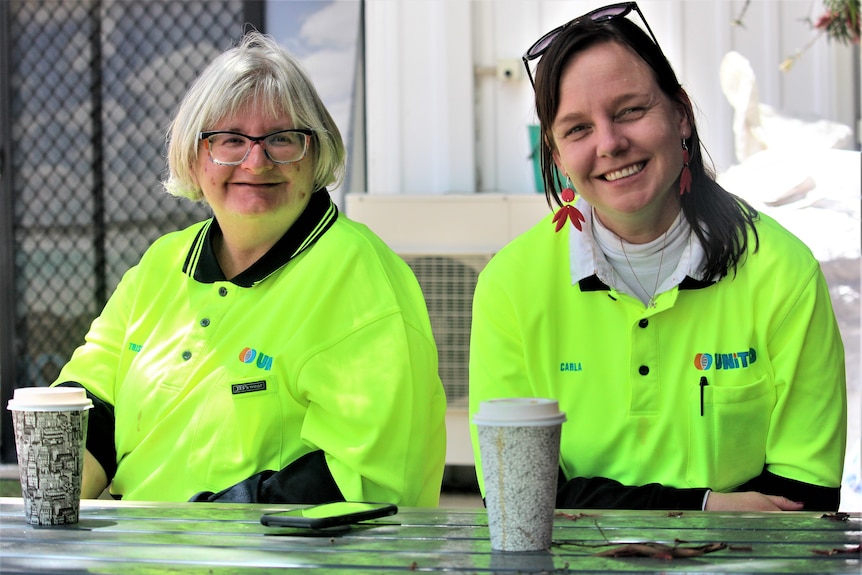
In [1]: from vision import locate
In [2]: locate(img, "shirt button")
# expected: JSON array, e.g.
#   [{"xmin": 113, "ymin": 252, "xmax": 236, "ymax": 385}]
[
  {"xmin": 200, "ymin": 318, "xmax": 210, "ymax": 327},
  {"xmin": 638, "ymin": 365, "xmax": 649, "ymax": 375},
  {"xmin": 182, "ymin": 351, "xmax": 192, "ymax": 361},
  {"xmin": 638, "ymin": 319, "xmax": 649, "ymax": 328},
  {"xmin": 218, "ymin": 287, "xmax": 228, "ymax": 297}
]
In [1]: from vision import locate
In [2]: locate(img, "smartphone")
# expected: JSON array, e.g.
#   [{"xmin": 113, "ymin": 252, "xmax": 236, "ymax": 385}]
[{"xmin": 260, "ymin": 501, "xmax": 398, "ymax": 529}]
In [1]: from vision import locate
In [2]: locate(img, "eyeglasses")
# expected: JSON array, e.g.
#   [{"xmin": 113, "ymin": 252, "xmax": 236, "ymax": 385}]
[
  {"xmin": 199, "ymin": 129, "xmax": 313, "ymax": 166},
  {"xmin": 521, "ymin": 2, "xmax": 659, "ymax": 87}
]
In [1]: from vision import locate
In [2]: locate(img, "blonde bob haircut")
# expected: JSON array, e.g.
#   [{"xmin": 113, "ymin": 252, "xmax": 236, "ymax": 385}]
[{"xmin": 164, "ymin": 31, "xmax": 345, "ymax": 201}]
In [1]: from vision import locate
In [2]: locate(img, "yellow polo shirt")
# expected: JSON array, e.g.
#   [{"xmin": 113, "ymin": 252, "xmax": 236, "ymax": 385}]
[
  {"xmin": 55, "ymin": 190, "xmax": 447, "ymax": 505},
  {"xmin": 470, "ymin": 202, "xmax": 846, "ymax": 501}
]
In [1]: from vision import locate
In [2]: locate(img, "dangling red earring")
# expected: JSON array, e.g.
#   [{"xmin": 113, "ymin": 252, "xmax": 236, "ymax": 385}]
[
  {"xmin": 679, "ymin": 139, "xmax": 692, "ymax": 196},
  {"xmin": 552, "ymin": 177, "xmax": 585, "ymax": 232}
]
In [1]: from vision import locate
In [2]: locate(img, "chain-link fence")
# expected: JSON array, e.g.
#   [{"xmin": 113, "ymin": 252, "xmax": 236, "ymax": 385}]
[{"xmin": 0, "ymin": 0, "xmax": 263, "ymax": 462}]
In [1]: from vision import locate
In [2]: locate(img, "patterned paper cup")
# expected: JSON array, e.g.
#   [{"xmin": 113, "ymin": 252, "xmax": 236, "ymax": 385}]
[{"xmin": 7, "ymin": 387, "xmax": 93, "ymax": 526}]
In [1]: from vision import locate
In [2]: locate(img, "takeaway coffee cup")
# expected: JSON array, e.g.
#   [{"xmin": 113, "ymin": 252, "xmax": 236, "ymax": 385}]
[
  {"xmin": 7, "ymin": 386, "xmax": 93, "ymax": 526},
  {"xmin": 474, "ymin": 398, "xmax": 566, "ymax": 552}
]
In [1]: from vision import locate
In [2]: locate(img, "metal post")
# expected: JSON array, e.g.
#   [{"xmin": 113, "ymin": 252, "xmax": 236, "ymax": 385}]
[
  {"xmin": 244, "ymin": 0, "xmax": 266, "ymax": 32},
  {"xmin": 0, "ymin": 0, "xmax": 18, "ymax": 463},
  {"xmin": 89, "ymin": 0, "xmax": 106, "ymax": 307}
]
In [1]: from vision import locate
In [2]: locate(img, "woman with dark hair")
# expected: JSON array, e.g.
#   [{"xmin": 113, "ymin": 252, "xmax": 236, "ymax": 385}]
[{"xmin": 469, "ymin": 3, "xmax": 846, "ymax": 511}]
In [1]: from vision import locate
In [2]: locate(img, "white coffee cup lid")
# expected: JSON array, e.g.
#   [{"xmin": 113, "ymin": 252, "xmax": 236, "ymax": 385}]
[
  {"xmin": 7, "ymin": 387, "xmax": 94, "ymax": 411},
  {"xmin": 473, "ymin": 397, "xmax": 566, "ymax": 427}
]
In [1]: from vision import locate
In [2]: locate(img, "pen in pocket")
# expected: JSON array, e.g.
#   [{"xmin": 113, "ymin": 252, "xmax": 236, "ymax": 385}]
[{"xmin": 699, "ymin": 376, "xmax": 709, "ymax": 416}]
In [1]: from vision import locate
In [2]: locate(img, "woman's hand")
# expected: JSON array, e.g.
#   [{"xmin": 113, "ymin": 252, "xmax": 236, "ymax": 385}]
[
  {"xmin": 705, "ymin": 491, "xmax": 804, "ymax": 512},
  {"xmin": 81, "ymin": 449, "xmax": 108, "ymax": 499}
]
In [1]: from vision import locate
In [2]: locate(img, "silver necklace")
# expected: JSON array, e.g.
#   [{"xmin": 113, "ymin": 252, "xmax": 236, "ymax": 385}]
[{"xmin": 620, "ymin": 228, "xmax": 669, "ymax": 308}]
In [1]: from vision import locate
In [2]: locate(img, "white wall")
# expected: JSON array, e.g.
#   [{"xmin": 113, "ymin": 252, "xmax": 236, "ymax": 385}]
[
  {"xmin": 364, "ymin": 0, "xmax": 859, "ymax": 196},
  {"xmin": 365, "ymin": 0, "xmax": 476, "ymax": 195}
]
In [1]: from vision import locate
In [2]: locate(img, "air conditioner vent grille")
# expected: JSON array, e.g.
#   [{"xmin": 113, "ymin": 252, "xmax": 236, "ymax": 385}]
[{"xmin": 402, "ymin": 253, "xmax": 493, "ymax": 407}]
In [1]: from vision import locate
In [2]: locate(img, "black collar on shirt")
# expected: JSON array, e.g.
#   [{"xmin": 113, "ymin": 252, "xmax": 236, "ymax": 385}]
[
  {"xmin": 578, "ymin": 274, "xmax": 716, "ymax": 293},
  {"xmin": 182, "ymin": 189, "xmax": 338, "ymax": 287}
]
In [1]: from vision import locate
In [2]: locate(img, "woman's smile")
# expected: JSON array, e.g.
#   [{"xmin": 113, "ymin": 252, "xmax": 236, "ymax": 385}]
[{"xmin": 602, "ymin": 161, "xmax": 646, "ymax": 182}]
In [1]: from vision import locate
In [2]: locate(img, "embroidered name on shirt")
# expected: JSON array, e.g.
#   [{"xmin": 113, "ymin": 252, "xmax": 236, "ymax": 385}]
[
  {"xmin": 231, "ymin": 381, "xmax": 267, "ymax": 395},
  {"xmin": 694, "ymin": 348, "xmax": 757, "ymax": 370},
  {"xmin": 238, "ymin": 347, "xmax": 273, "ymax": 371},
  {"xmin": 128, "ymin": 343, "xmax": 142, "ymax": 352},
  {"xmin": 560, "ymin": 362, "xmax": 583, "ymax": 372}
]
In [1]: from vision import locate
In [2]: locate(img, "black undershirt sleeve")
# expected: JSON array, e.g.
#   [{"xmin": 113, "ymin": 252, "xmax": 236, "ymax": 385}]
[
  {"xmin": 189, "ymin": 450, "xmax": 345, "ymax": 504},
  {"xmin": 736, "ymin": 466, "xmax": 840, "ymax": 511},
  {"xmin": 555, "ymin": 470, "xmax": 709, "ymax": 510},
  {"xmin": 555, "ymin": 466, "xmax": 841, "ymax": 511},
  {"xmin": 56, "ymin": 381, "xmax": 118, "ymax": 482}
]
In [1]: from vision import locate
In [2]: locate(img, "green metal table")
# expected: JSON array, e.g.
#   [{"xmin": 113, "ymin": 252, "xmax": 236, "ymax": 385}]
[{"xmin": 0, "ymin": 497, "xmax": 859, "ymax": 573}]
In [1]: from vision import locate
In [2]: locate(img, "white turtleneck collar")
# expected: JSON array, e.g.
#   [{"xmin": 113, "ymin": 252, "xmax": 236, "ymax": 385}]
[{"xmin": 567, "ymin": 197, "xmax": 707, "ymax": 306}]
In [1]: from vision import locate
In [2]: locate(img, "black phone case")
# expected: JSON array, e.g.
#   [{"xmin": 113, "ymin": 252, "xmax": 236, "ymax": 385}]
[{"xmin": 260, "ymin": 502, "xmax": 397, "ymax": 529}]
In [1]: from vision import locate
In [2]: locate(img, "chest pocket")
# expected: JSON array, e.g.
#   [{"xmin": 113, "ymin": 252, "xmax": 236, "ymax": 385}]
[{"xmin": 688, "ymin": 375, "xmax": 775, "ymax": 491}]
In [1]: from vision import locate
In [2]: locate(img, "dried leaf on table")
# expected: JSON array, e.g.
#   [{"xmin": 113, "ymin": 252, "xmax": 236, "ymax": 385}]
[
  {"xmin": 820, "ymin": 512, "xmax": 850, "ymax": 521},
  {"xmin": 594, "ymin": 542, "xmax": 727, "ymax": 559},
  {"xmin": 811, "ymin": 545, "xmax": 861, "ymax": 556}
]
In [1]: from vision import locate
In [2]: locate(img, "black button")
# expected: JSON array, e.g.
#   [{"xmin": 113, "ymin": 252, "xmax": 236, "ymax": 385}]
[
  {"xmin": 182, "ymin": 351, "xmax": 192, "ymax": 361},
  {"xmin": 200, "ymin": 318, "xmax": 210, "ymax": 327},
  {"xmin": 638, "ymin": 365, "xmax": 649, "ymax": 375},
  {"xmin": 638, "ymin": 319, "xmax": 649, "ymax": 328},
  {"xmin": 218, "ymin": 287, "xmax": 228, "ymax": 297}
]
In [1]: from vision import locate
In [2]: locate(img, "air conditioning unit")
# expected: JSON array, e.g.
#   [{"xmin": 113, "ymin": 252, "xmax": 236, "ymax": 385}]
[{"xmin": 345, "ymin": 193, "xmax": 549, "ymax": 465}]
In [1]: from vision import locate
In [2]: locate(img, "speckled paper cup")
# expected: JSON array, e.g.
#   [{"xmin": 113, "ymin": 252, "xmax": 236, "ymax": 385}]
[
  {"xmin": 474, "ymin": 398, "xmax": 565, "ymax": 552},
  {"xmin": 7, "ymin": 387, "xmax": 93, "ymax": 526}
]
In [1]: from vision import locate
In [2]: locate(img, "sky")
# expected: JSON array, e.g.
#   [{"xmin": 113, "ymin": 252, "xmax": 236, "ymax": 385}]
[{"xmin": 267, "ymin": 1, "xmax": 361, "ymax": 147}]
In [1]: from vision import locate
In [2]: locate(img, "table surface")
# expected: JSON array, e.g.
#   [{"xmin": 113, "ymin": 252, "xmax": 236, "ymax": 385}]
[{"xmin": 0, "ymin": 497, "xmax": 859, "ymax": 574}]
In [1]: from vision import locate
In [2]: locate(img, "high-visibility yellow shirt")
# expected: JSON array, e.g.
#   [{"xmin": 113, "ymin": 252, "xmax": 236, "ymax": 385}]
[
  {"xmin": 55, "ymin": 191, "xmax": 447, "ymax": 505},
  {"xmin": 470, "ymin": 203, "xmax": 846, "ymax": 499}
]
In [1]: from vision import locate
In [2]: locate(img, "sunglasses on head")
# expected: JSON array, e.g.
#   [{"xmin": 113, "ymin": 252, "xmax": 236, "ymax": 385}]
[{"xmin": 521, "ymin": 2, "xmax": 659, "ymax": 87}]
